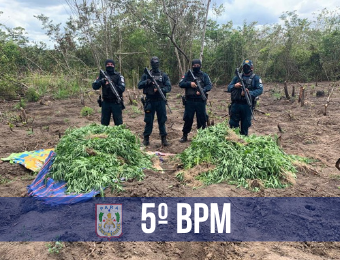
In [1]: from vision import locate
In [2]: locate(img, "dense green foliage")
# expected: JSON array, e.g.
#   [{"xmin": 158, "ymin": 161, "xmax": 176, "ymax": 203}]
[
  {"xmin": 179, "ymin": 122, "xmax": 308, "ymax": 189},
  {"xmin": 49, "ymin": 124, "xmax": 152, "ymax": 194},
  {"xmin": 1, "ymin": 3, "xmax": 340, "ymax": 100}
]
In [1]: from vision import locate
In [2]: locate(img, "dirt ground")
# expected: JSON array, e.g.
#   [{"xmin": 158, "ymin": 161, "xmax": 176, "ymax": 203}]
[{"xmin": 0, "ymin": 81, "xmax": 340, "ymax": 260}]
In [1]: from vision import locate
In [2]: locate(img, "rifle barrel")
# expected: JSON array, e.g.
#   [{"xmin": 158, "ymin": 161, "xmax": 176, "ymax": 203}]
[
  {"xmin": 144, "ymin": 67, "xmax": 172, "ymax": 113},
  {"xmin": 189, "ymin": 70, "xmax": 207, "ymax": 101},
  {"xmin": 100, "ymin": 69, "xmax": 122, "ymax": 103},
  {"xmin": 235, "ymin": 68, "xmax": 255, "ymax": 120},
  {"xmin": 144, "ymin": 67, "xmax": 167, "ymax": 101}
]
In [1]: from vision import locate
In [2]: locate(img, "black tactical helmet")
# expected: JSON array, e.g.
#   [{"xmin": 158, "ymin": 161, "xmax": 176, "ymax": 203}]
[
  {"xmin": 242, "ymin": 59, "xmax": 253, "ymax": 74},
  {"xmin": 192, "ymin": 59, "xmax": 201, "ymax": 73},
  {"xmin": 150, "ymin": 56, "xmax": 160, "ymax": 71},
  {"xmin": 192, "ymin": 59, "xmax": 202, "ymax": 67},
  {"xmin": 105, "ymin": 59, "xmax": 115, "ymax": 74},
  {"xmin": 105, "ymin": 59, "xmax": 115, "ymax": 66}
]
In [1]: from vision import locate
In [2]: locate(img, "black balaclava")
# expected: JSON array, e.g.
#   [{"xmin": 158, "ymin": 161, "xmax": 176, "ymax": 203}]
[
  {"xmin": 192, "ymin": 59, "xmax": 202, "ymax": 73},
  {"xmin": 243, "ymin": 64, "xmax": 252, "ymax": 75},
  {"xmin": 105, "ymin": 59, "xmax": 115, "ymax": 75},
  {"xmin": 150, "ymin": 56, "xmax": 160, "ymax": 73},
  {"xmin": 242, "ymin": 59, "xmax": 253, "ymax": 75}
]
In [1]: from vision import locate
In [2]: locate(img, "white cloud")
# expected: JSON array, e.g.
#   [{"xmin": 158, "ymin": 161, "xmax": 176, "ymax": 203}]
[
  {"xmin": 0, "ymin": 0, "xmax": 70, "ymax": 47},
  {"xmin": 214, "ymin": 1, "xmax": 279, "ymax": 25},
  {"xmin": 211, "ymin": 0, "xmax": 339, "ymax": 26},
  {"xmin": 0, "ymin": 0, "xmax": 339, "ymax": 47}
]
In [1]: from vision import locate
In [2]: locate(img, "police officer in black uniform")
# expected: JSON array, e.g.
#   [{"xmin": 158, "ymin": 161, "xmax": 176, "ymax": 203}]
[
  {"xmin": 227, "ymin": 59, "xmax": 263, "ymax": 135},
  {"xmin": 138, "ymin": 56, "xmax": 171, "ymax": 146},
  {"xmin": 179, "ymin": 59, "xmax": 212, "ymax": 142},
  {"xmin": 92, "ymin": 59, "xmax": 125, "ymax": 126}
]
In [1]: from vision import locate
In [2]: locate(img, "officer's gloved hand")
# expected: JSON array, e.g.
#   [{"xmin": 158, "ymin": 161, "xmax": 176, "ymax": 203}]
[{"xmin": 146, "ymin": 79, "xmax": 152, "ymax": 86}]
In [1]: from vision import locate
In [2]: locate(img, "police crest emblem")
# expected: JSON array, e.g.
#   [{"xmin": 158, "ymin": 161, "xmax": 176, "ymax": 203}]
[{"xmin": 96, "ymin": 204, "xmax": 122, "ymax": 239}]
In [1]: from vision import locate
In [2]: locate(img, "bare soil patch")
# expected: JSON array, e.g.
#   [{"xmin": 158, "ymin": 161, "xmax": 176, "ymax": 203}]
[{"xmin": 0, "ymin": 82, "xmax": 340, "ymax": 259}]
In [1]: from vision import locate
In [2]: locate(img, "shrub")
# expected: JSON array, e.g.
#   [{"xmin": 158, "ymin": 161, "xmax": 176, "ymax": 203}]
[
  {"xmin": 80, "ymin": 106, "xmax": 94, "ymax": 117},
  {"xmin": 14, "ymin": 98, "xmax": 26, "ymax": 110},
  {"xmin": 26, "ymin": 87, "xmax": 40, "ymax": 102}
]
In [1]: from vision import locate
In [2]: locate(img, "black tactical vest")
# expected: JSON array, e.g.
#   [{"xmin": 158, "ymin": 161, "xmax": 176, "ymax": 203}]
[
  {"xmin": 185, "ymin": 72, "xmax": 204, "ymax": 98},
  {"xmin": 231, "ymin": 73, "xmax": 256, "ymax": 103},
  {"xmin": 152, "ymin": 71, "xmax": 164, "ymax": 88},
  {"xmin": 102, "ymin": 73, "xmax": 122, "ymax": 102},
  {"xmin": 144, "ymin": 71, "xmax": 165, "ymax": 98}
]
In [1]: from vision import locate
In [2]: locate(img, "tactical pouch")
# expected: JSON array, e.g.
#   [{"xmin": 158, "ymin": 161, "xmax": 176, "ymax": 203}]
[
  {"xmin": 141, "ymin": 96, "xmax": 146, "ymax": 107},
  {"xmin": 181, "ymin": 95, "xmax": 186, "ymax": 106},
  {"xmin": 121, "ymin": 100, "xmax": 126, "ymax": 110},
  {"xmin": 97, "ymin": 95, "xmax": 102, "ymax": 107},
  {"xmin": 144, "ymin": 101, "xmax": 152, "ymax": 113},
  {"xmin": 204, "ymin": 93, "xmax": 209, "ymax": 104},
  {"xmin": 141, "ymin": 96, "xmax": 151, "ymax": 113}
]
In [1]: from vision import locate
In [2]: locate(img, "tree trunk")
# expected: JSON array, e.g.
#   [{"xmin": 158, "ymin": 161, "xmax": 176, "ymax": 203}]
[
  {"xmin": 298, "ymin": 86, "xmax": 305, "ymax": 106},
  {"xmin": 175, "ymin": 47, "xmax": 184, "ymax": 76},
  {"xmin": 199, "ymin": 0, "xmax": 211, "ymax": 62},
  {"xmin": 119, "ymin": 27, "xmax": 122, "ymax": 73},
  {"xmin": 161, "ymin": 0, "xmax": 188, "ymax": 75},
  {"xmin": 284, "ymin": 81, "xmax": 290, "ymax": 99},
  {"xmin": 323, "ymin": 82, "xmax": 336, "ymax": 116}
]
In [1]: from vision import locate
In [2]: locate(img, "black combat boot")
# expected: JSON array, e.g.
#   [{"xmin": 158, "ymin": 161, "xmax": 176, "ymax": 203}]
[
  {"xmin": 179, "ymin": 133, "xmax": 188, "ymax": 143},
  {"xmin": 161, "ymin": 135, "xmax": 169, "ymax": 146},
  {"xmin": 143, "ymin": 136, "xmax": 150, "ymax": 146}
]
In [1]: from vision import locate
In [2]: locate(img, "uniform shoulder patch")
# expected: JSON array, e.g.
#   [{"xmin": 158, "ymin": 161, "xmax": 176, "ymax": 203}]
[
  {"xmin": 259, "ymin": 78, "xmax": 262, "ymax": 84},
  {"xmin": 179, "ymin": 75, "xmax": 185, "ymax": 83},
  {"xmin": 120, "ymin": 75, "xmax": 125, "ymax": 83}
]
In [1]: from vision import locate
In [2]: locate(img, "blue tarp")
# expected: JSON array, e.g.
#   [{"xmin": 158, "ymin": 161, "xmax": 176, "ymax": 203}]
[{"xmin": 27, "ymin": 151, "xmax": 99, "ymax": 205}]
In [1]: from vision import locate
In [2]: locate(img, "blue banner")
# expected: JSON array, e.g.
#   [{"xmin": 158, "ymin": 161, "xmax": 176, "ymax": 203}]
[{"xmin": 0, "ymin": 197, "xmax": 339, "ymax": 241}]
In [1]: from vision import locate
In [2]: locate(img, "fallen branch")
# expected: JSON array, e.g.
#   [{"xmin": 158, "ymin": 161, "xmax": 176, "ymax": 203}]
[{"xmin": 254, "ymin": 108, "xmax": 266, "ymax": 114}]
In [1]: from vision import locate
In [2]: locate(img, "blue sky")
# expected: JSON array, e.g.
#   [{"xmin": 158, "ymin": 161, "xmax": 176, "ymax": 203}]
[{"xmin": 0, "ymin": 0, "xmax": 339, "ymax": 47}]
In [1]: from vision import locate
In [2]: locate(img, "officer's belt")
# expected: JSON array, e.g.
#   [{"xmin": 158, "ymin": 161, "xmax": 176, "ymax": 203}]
[
  {"xmin": 186, "ymin": 97, "xmax": 205, "ymax": 102},
  {"xmin": 231, "ymin": 100, "xmax": 248, "ymax": 104},
  {"xmin": 146, "ymin": 97, "xmax": 164, "ymax": 102},
  {"xmin": 103, "ymin": 98, "xmax": 121, "ymax": 103}
]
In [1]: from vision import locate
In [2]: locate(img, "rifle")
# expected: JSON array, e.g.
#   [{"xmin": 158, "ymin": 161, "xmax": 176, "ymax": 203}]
[
  {"xmin": 100, "ymin": 69, "xmax": 122, "ymax": 104},
  {"xmin": 144, "ymin": 67, "xmax": 172, "ymax": 113},
  {"xmin": 235, "ymin": 66, "xmax": 255, "ymax": 120},
  {"xmin": 188, "ymin": 69, "xmax": 207, "ymax": 101}
]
